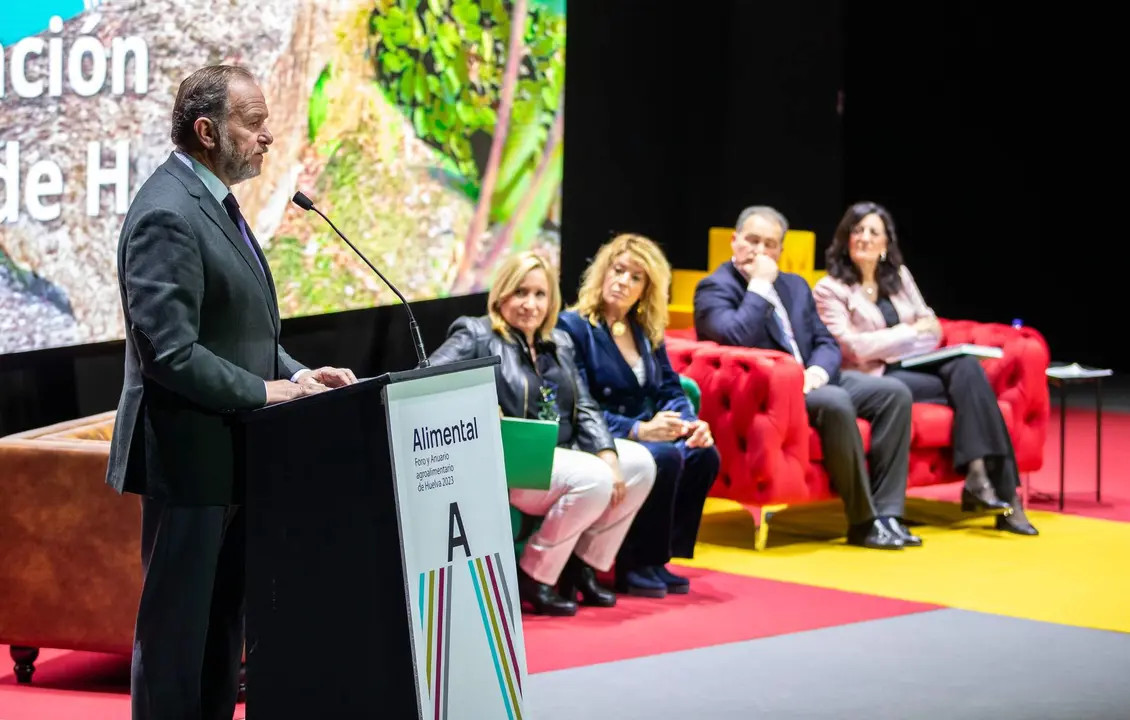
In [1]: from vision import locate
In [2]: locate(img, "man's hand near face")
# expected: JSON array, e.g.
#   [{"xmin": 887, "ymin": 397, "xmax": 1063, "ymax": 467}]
[{"xmin": 741, "ymin": 253, "xmax": 780, "ymax": 290}]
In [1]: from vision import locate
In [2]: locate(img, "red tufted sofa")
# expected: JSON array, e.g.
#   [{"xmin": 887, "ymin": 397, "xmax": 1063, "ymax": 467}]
[{"xmin": 665, "ymin": 320, "xmax": 1051, "ymax": 547}]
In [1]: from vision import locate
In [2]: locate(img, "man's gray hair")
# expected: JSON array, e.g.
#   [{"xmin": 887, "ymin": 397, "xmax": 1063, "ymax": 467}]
[
  {"xmin": 734, "ymin": 205, "xmax": 789, "ymax": 239},
  {"xmin": 170, "ymin": 65, "xmax": 254, "ymax": 152}
]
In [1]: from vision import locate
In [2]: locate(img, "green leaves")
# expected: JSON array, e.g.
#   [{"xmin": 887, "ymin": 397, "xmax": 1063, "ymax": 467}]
[
  {"xmin": 308, "ymin": 64, "xmax": 332, "ymax": 143},
  {"xmin": 492, "ymin": 118, "xmax": 546, "ymax": 221},
  {"xmin": 530, "ymin": 0, "xmax": 565, "ymax": 13},
  {"xmin": 368, "ymin": 0, "xmax": 566, "ymax": 233},
  {"xmin": 436, "ymin": 21, "xmax": 461, "ymax": 57},
  {"xmin": 451, "ymin": 0, "xmax": 482, "ymax": 28},
  {"xmin": 512, "ymin": 141, "xmax": 562, "ymax": 250},
  {"xmin": 376, "ymin": 7, "xmax": 414, "ymax": 47},
  {"xmin": 381, "ymin": 49, "xmax": 411, "ymax": 73}
]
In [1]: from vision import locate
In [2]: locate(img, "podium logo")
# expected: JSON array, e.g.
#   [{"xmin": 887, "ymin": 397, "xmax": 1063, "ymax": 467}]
[
  {"xmin": 413, "ymin": 417, "xmax": 480, "ymax": 451},
  {"xmin": 467, "ymin": 552, "xmax": 524, "ymax": 720},
  {"xmin": 418, "ymin": 551, "xmax": 524, "ymax": 720},
  {"xmin": 419, "ymin": 563, "xmax": 454, "ymax": 720}
]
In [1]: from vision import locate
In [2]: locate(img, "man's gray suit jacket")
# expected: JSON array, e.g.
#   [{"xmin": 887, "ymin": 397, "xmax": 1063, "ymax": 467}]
[{"xmin": 106, "ymin": 153, "xmax": 306, "ymax": 505}]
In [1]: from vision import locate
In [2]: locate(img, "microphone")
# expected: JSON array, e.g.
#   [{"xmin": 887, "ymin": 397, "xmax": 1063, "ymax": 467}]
[{"xmin": 291, "ymin": 191, "xmax": 429, "ymax": 368}]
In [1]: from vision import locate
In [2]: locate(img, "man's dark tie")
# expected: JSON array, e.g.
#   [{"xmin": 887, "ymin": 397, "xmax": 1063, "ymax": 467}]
[{"xmin": 222, "ymin": 193, "xmax": 265, "ymax": 277}]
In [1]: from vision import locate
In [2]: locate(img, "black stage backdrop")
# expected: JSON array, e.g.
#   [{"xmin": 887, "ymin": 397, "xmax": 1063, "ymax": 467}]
[
  {"xmin": 1, "ymin": 2, "xmax": 1120, "ymax": 437},
  {"xmin": 843, "ymin": 5, "xmax": 1120, "ymax": 371},
  {"xmin": 0, "ymin": 294, "xmax": 487, "ymax": 436},
  {"xmin": 560, "ymin": 1, "xmax": 845, "ymax": 296}
]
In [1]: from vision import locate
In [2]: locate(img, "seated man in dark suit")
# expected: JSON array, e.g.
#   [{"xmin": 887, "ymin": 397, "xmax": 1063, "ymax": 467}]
[{"xmin": 694, "ymin": 205, "xmax": 914, "ymax": 549}]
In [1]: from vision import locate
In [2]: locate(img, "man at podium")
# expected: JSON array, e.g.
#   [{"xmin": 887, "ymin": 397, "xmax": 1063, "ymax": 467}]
[{"xmin": 106, "ymin": 65, "xmax": 355, "ymax": 720}]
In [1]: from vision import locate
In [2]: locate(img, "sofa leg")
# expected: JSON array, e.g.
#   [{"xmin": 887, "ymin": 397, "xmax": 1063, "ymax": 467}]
[
  {"xmin": 10, "ymin": 646, "xmax": 39, "ymax": 684},
  {"xmin": 745, "ymin": 504, "xmax": 787, "ymax": 551}
]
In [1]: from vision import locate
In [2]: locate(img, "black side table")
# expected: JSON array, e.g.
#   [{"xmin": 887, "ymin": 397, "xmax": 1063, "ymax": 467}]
[{"xmin": 1044, "ymin": 363, "xmax": 1113, "ymax": 510}]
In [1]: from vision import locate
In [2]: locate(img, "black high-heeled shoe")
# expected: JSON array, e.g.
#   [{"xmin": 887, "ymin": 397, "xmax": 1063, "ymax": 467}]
[
  {"xmin": 960, "ymin": 471, "xmax": 1012, "ymax": 513},
  {"xmin": 995, "ymin": 496, "xmax": 1039, "ymax": 536},
  {"xmin": 517, "ymin": 568, "xmax": 577, "ymax": 616},
  {"xmin": 558, "ymin": 555, "xmax": 616, "ymax": 607}
]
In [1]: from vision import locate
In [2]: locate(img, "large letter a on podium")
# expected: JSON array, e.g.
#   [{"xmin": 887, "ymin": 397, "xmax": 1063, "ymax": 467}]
[{"xmin": 447, "ymin": 502, "xmax": 471, "ymax": 562}]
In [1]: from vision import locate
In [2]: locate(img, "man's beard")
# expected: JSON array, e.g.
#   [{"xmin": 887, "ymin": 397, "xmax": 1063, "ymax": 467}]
[{"xmin": 216, "ymin": 127, "xmax": 259, "ymax": 185}]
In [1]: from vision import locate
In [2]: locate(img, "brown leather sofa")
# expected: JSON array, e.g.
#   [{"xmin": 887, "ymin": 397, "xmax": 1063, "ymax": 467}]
[
  {"xmin": 0, "ymin": 410, "xmax": 140, "ymax": 682},
  {"xmin": 1, "ymin": 410, "xmax": 249, "ymax": 697}
]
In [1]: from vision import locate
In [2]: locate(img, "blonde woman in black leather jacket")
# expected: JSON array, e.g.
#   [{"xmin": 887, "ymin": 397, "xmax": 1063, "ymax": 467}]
[{"xmin": 429, "ymin": 252, "xmax": 657, "ymax": 617}]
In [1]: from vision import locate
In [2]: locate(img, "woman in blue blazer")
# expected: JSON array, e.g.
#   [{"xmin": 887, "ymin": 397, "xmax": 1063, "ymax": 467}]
[{"xmin": 559, "ymin": 234, "xmax": 720, "ymax": 597}]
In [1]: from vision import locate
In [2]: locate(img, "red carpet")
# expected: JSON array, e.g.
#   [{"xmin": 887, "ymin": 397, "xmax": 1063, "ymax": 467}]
[
  {"xmin": 0, "ymin": 648, "xmax": 166, "ymax": 720},
  {"xmin": 0, "ymin": 569, "xmax": 936, "ymax": 718},
  {"xmin": 523, "ymin": 567, "xmax": 939, "ymax": 673},
  {"xmin": 1027, "ymin": 408, "xmax": 1130, "ymax": 522}
]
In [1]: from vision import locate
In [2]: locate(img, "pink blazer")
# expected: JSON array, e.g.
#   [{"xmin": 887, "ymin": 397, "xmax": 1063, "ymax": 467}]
[{"xmin": 812, "ymin": 265, "xmax": 942, "ymax": 376}]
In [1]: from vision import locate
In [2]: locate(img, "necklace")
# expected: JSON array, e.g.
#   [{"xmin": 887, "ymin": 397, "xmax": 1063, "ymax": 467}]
[
  {"xmin": 863, "ymin": 284, "xmax": 876, "ymax": 296},
  {"xmin": 610, "ymin": 320, "xmax": 627, "ymax": 337}
]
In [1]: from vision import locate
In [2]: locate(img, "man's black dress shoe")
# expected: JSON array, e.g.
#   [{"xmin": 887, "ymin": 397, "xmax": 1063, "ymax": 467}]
[
  {"xmin": 518, "ymin": 568, "xmax": 577, "ymax": 616},
  {"xmin": 847, "ymin": 519, "xmax": 904, "ymax": 550},
  {"xmin": 884, "ymin": 517, "xmax": 923, "ymax": 547},
  {"xmin": 559, "ymin": 555, "xmax": 616, "ymax": 607}
]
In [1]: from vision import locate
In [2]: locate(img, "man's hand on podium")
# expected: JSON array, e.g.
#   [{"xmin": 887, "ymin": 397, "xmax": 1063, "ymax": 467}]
[
  {"xmin": 297, "ymin": 367, "xmax": 359, "ymax": 389},
  {"xmin": 265, "ymin": 379, "xmax": 328, "ymax": 405},
  {"xmin": 263, "ymin": 366, "xmax": 357, "ymax": 404}
]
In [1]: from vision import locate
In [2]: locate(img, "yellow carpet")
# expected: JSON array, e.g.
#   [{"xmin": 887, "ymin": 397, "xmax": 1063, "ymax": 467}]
[{"xmin": 677, "ymin": 498, "xmax": 1130, "ymax": 634}]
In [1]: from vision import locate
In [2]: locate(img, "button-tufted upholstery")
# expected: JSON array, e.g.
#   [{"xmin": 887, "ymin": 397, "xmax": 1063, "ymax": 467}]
[
  {"xmin": 668, "ymin": 338, "xmax": 814, "ymax": 506},
  {"xmin": 665, "ymin": 319, "xmax": 1051, "ymax": 516},
  {"xmin": 937, "ymin": 320, "xmax": 1051, "ymax": 474}
]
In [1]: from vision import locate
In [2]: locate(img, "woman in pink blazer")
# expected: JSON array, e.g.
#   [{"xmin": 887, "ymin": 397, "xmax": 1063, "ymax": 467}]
[{"xmin": 812, "ymin": 202, "xmax": 1037, "ymax": 537}]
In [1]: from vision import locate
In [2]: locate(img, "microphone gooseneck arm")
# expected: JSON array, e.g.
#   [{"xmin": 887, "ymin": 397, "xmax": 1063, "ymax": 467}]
[{"xmin": 305, "ymin": 203, "xmax": 430, "ymax": 368}]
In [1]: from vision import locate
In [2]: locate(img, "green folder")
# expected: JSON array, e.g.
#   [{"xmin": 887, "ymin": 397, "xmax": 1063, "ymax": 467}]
[{"xmin": 500, "ymin": 417, "xmax": 557, "ymax": 490}]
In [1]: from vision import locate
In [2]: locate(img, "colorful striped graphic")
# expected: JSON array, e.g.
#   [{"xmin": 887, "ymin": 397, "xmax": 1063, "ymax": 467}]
[
  {"xmin": 419, "ymin": 564, "xmax": 453, "ymax": 720},
  {"xmin": 469, "ymin": 552, "xmax": 524, "ymax": 720}
]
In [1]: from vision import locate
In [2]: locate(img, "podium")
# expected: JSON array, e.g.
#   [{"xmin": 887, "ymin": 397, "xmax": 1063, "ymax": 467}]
[{"xmin": 230, "ymin": 357, "xmax": 529, "ymax": 719}]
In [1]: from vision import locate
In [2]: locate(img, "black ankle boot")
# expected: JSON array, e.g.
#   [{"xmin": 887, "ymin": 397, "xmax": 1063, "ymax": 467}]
[
  {"xmin": 518, "ymin": 568, "xmax": 577, "ymax": 616},
  {"xmin": 559, "ymin": 555, "xmax": 616, "ymax": 607},
  {"xmin": 961, "ymin": 470, "xmax": 1011, "ymax": 513}
]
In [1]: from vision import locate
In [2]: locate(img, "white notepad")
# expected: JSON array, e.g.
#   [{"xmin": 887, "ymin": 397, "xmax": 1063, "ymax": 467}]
[
  {"xmin": 892, "ymin": 343, "xmax": 1004, "ymax": 369},
  {"xmin": 1046, "ymin": 363, "xmax": 1113, "ymax": 380}
]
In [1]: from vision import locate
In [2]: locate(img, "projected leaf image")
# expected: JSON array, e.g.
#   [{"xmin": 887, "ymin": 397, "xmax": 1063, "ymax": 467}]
[
  {"xmin": 0, "ymin": 0, "xmax": 566, "ymax": 354},
  {"xmin": 367, "ymin": 0, "xmax": 566, "ymax": 290}
]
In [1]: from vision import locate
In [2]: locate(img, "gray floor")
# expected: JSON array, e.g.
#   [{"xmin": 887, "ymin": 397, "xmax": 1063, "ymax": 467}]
[{"xmin": 524, "ymin": 609, "xmax": 1130, "ymax": 719}]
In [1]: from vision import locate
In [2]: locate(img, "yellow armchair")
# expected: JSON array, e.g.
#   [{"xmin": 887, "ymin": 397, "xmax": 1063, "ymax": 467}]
[{"xmin": 667, "ymin": 268, "xmax": 706, "ymax": 330}]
